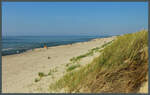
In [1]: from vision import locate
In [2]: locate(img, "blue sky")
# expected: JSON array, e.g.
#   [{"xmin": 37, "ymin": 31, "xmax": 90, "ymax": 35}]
[{"xmin": 2, "ymin": 2, "xmax": 148, "ymax": 36}]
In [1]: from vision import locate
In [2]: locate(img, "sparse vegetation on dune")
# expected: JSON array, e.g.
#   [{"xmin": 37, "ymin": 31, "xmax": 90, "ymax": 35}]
[
  {"xmin": 66, "ymin": 40, "xmax": 114, "ymax": 72},
  {"xmin": 49, "ymin": 30, "xmax": 148, "ymax": 93},
  {"xmin": 35, "ymin": 68, "xmax": 57, "ymax": 82},
  {"xmin": 69, "ymin": 40, "xmax": 113, "ymax": 64}
]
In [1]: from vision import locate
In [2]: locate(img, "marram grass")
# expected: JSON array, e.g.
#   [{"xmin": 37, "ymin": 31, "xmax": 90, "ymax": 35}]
[{"xmin": 49, "ymin": 30, "xmax": 148, "ymax": 93}]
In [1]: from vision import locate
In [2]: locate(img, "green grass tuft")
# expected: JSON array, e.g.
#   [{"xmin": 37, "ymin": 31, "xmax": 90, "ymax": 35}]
[
  {"xmin": 35, "ymin": 78, "xmax": 40, "ymax": 82},
  {"xmin": 38, "ymin": 72, "xmax": 46, "ymax": 78},
  {"xmin": 67, "ymin": 64, "xmax": 81, "ymax": 72}
]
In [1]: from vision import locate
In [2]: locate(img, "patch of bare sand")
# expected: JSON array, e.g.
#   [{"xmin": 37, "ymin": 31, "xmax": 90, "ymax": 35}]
[{"xmin": 138, "ymin": 75, "xmax": 148, "ymax": 93}]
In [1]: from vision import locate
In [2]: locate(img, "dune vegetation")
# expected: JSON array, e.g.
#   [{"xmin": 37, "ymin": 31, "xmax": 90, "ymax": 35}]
[{"xmin": 49, "ymin": 30, "xmax": 148, "ymax": 93}]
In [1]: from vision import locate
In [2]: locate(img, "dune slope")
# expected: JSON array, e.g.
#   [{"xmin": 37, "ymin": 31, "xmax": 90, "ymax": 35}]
[{"xmin": 50, "ymin": 30, "xmax": 148, "ymax": 93}]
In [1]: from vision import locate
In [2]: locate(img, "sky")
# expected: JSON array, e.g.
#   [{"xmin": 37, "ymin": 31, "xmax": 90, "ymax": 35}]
[{"xmin": 2, "ymin": 2, "xmax": 148, "ymax": 36}]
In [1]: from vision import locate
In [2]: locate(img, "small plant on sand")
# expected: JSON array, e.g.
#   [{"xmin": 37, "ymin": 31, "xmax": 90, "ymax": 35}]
[
  {"xmin": 34, "ymin": 72, "xmax": 46, "ymax": 83},
  {"xmin": 48, "ymin": 71, "xmax": 52, "ymax": 75},
  {"xmin": 48, "ymin": 70, "xmax": 53, "ymax": 75},
  {"xmin": 35, "ymin": 78, "xmax": 40, "ymax": 82},
  {"xmin": 66, "ymin": 63, "xmax": 74, "ymax": 67},
  {"xmin": 48, "ymin": 68, "xmax": 57, "ymax": 75},
  {"xmin": 66, "ymin": 63, "xmax": 70, "ymax": 67},
  {"xmin": 38, "ymin": 72, "xmax": 46, "ymax": 78}
]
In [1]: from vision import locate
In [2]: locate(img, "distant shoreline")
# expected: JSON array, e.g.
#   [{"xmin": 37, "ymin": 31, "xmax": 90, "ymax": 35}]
[{"xmin": 2, "ymin": 36, "xmax": 113, "ymax": 56}]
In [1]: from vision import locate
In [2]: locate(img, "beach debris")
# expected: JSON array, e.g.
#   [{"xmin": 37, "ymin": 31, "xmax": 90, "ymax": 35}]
[{"xmin": 48, "ymin": 56, "xmax": 51, "ymax": 59}]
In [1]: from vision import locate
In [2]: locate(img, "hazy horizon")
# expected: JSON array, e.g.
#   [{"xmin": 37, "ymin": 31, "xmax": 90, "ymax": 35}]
[{"xmin": 2, "ymin": 2, "xmax": 148, "ymax": 36}]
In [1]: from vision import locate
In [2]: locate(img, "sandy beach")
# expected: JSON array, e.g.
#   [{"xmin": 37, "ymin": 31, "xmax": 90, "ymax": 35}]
[
  {"xmin": 2, "ymin": 36, "xmax": 115, "ymax": 93},
  {"xmin": 2, "ymin": 2, "xmax": 148, "ymax": 93}
]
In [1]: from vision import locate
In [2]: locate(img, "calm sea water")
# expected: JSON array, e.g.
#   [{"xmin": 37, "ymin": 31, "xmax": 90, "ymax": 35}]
[{"xmin": 2, "ymin": 35, "xmax": 108, "ymax": 56}]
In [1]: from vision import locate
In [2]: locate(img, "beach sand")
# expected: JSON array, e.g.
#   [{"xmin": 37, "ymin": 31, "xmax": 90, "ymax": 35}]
[{"xmin": 2, "ymin": 37, "xmax": 116, "ymax": 93}]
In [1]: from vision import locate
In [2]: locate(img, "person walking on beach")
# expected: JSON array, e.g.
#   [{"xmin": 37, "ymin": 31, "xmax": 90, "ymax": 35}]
[{"xmin": 44, "ymin": 43, "xmax": 48, "ymax": 49}]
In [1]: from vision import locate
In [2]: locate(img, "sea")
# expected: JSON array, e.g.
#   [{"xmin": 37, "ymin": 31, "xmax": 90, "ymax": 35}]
[{"xmin": 2, "ymin": 35, "xmax": 109, "ymax": 56}]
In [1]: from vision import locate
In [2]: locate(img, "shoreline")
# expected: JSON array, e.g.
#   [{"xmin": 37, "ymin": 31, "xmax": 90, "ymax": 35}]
[
  {"xmin": 2, "ymin": 36, "xmax": 114, "ymax": 57},
  {"xmin": 2, "ymin": 36, "xmax": 115, "ymax": 93}
]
